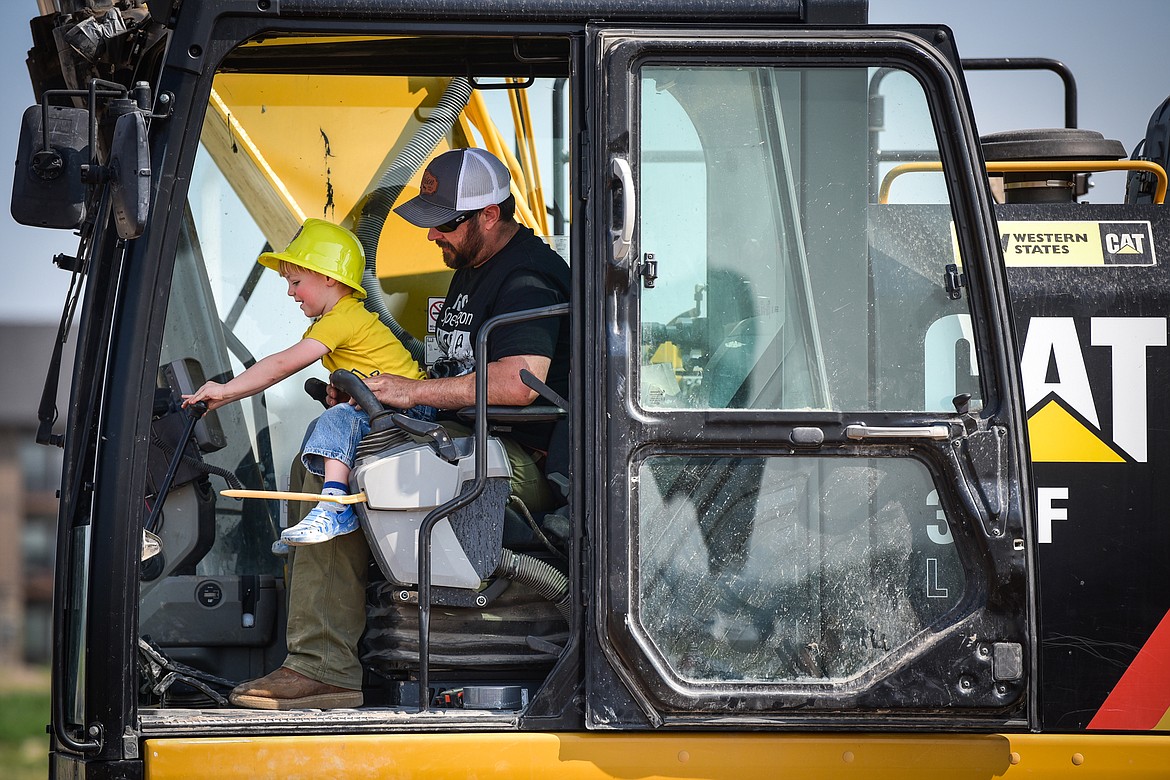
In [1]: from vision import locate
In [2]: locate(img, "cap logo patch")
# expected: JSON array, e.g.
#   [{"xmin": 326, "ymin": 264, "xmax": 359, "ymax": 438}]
[{"xmin": 421, "ymin": 171, "xmax": 438, "ymax": 196}]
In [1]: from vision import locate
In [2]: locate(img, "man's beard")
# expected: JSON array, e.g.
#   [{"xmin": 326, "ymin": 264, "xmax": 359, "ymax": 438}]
[{"xmin": 438, "ymin": 221, "xmax": 486, "ymax": 270}]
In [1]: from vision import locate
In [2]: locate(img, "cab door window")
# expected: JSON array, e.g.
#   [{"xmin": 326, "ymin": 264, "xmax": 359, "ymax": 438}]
[
  {"xmin": 638, "ymin": 65, "xmax": 977, "ymax": 413},
  {"xmin": 638, "ymin": 453, "xmax": 963, "ymax": 683},
  {"xmin": 630, "ymin": 62, "xmax": 972, "ymax": 688}
]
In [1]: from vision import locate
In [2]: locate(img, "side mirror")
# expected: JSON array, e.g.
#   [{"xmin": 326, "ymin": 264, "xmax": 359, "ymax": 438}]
[
  {"xmin": 109, "ymin": 109, "xmax": 150, "ymax": 239},
  {"xmin": 10, "ymin": 104, "xmax": 89, "ymax": 229}
]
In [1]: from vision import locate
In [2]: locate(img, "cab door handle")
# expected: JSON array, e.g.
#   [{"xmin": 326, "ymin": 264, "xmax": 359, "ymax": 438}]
[
  {"xmin": 611, "ymin": 157, "xmax": 635, "ymax": 263},
  {"xmin": 845, "ymin": 423, "xmax": 951, "ymax": 440}
]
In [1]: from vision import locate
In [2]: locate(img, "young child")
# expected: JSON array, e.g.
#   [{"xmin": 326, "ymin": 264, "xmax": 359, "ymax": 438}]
[{"xmin": 183, "ymin": 218, "xmax": 432, "ymax": 547}]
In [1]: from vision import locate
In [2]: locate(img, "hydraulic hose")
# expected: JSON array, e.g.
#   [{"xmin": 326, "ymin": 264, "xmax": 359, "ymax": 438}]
[
  {"xmin": 494, "ymin": 547, "xmax": 571, "ymax": 623},
  {"xmin": 354, "ymin": 77, "xmax": 475, "ymax": 362}
]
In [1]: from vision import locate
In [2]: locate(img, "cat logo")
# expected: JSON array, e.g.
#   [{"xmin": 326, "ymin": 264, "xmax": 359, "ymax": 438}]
[
  {"xmin": 1100, "ymin": 222, "xmax": 1154, "ymax": 263},
  {"xmin": 1104, "ymin": 231, "xmax": 1146, "ymax": 255},
  {"xmin": 1020, "ymin": 316, "xmax": 1165, "ymax": 463}
]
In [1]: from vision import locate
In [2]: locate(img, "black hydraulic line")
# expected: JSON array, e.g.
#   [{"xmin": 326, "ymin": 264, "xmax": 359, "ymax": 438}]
[
  {"xmin": 145, "ymin": 403, "xmax": 206, "ymax": 533},
  {"xmin": 149, "ymin": 429, "xmax": 243, "ymax": 491},
  {"xmin": 507, "ymin": 495, "xmax": 567, "ymax": 562},
  {"xmin": 493, "ymin": 548, "xmax": 570, "ymax": 622},
  {"xmin": 36, "ymin": 246, "xmax": 89, "ymax": 448},
  {"xmin": 138, "ymin": 638, "xmax": 235, "ymax": 706}
]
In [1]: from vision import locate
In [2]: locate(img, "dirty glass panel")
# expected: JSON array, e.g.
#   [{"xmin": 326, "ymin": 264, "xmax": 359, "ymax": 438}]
[
  {"xmin": 636, "ymin": 454, "xmax": 964, "ymax": 683},
  {"xmin": 637, "ymin": 65, "xmax": 978, "ymax": 412}
]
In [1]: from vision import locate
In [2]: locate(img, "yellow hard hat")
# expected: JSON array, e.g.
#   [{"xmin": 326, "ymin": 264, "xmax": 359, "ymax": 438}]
[{"xmin": 258, "ymin": 218, "xmax": 367, "ymax": 299}]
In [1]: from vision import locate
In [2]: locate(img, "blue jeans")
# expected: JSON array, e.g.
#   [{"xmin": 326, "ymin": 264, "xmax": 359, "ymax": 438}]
[{"xmin": 301, "ymin": 402, "xmax": 437, "ymax": 476}]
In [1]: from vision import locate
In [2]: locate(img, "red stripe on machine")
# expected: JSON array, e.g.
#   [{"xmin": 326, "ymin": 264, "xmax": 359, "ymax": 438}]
[{"xmin": 1088, "ymin": 610, "xmax": 1170, "ymax": 730}]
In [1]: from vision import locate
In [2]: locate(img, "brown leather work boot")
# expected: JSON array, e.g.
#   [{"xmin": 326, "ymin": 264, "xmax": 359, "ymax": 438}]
[{"xmin": 229, "ymin": 667, "xmax": 363, "ymax": 710}]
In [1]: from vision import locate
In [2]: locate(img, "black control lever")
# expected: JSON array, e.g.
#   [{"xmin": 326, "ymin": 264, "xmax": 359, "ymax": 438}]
[
  {"xmin": 391, "ymin": 414, "xmax": 459, "ymax": 463},
  {"xmin": 329, "ymin": 368, "xmax": 458, "ymax": 461},
  {"xmin": 520, "ymin": 368, "xmax": 568, "ymax": 411},
  {"xmin": 145, "ymin": 401, "xmax": 206, "ymax": 534},
  {"xmin": 328, "ymin": 369, "xmax": 396, "ymax": 431},
  {"xmin": 304, "ymin": 377, "xmax": 329, "ymax": 408}
]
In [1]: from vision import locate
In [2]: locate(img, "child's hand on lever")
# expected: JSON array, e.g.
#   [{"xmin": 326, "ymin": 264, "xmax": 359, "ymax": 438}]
[{"xmin": 182, "ymin": 381, "xmax": 229, "ymax": 411}]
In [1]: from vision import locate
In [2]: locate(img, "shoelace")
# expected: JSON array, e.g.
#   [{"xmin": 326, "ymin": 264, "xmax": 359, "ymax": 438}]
[{"xmin": 303, "ymin": 509, "xmax": 343, "ymax": 531}]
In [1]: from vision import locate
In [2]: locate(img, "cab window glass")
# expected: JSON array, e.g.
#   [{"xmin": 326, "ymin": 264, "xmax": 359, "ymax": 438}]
[
  {"xmin": 638, "ymin": 65, "xmax": 977, "ymax": 413},
  {"xmin": 636, "ymin": 454, "xmax": 964, "ymax": 683}
]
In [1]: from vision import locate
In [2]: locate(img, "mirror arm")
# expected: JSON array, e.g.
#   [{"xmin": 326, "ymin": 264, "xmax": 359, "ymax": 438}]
[{"xmin": 38, "ymin": 81, "xmax": 129, "ymax": 174}]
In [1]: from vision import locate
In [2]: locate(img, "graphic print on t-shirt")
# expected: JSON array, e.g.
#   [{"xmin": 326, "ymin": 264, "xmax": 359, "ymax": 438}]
[
  {"xmin": 427, "ymin": 226, "xmax": 570, "ymax": 390},
  {"xmin": 435, "ymin": 292, "xmax": 476, "ymax": 376}
]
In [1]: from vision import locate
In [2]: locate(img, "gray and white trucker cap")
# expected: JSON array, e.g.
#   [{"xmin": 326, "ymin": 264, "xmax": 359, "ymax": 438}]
[{"xmin": 394, "ymin": 148, "xmax": 511, "ymax": 228}]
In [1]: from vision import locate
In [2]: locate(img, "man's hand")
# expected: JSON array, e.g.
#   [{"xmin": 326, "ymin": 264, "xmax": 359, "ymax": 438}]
[
  {"xmin": 361, "ymin": 373, "xmax": 422, "ymax": 411},
  {"xmin": 359, "ymin": 354, "xmax": 551, "ymax": 412}
]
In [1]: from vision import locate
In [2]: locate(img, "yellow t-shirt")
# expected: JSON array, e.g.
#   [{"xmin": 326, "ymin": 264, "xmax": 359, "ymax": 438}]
[{"xmin": 303, "ymin": 294, "xmax": 425, "ymax": 381}]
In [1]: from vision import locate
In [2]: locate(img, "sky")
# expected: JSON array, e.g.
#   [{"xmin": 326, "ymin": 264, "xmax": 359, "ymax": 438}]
[{"xmin": 2, "ymin": 0, "xmax": 1168, "ymax": 324}]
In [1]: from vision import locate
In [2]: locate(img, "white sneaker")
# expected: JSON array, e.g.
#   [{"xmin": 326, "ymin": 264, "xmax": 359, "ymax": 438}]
[{"xmin": 281, "ymin": 506, "xmax": 358, "ymax": 546}]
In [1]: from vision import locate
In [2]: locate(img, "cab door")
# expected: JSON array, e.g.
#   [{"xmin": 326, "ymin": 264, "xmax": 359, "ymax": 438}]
[{"xmin": 586, "ymin": 27, "xmax": 1035, "ymax": 729}]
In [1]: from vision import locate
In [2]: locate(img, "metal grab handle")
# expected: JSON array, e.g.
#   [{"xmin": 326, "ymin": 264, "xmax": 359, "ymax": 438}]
[
  {"xmin": 611, "ymin": 157, "xmax": 635, "ymax": 262},
  {"xmin": 878, "ymin": 159, "xmax": 1169, "ymax": 204},
  {"xmin": 845, "ymin": 423, "xmax": 950, "ymax": 440},
  {"xmin": 415, "ymin": 302, "xmax": 570, "ymax": 712}
]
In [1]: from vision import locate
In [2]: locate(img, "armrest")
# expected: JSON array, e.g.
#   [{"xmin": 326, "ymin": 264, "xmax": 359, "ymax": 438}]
[{"xmin": 456, "ymin": 404, "xmax": 567, "ymax": 424}]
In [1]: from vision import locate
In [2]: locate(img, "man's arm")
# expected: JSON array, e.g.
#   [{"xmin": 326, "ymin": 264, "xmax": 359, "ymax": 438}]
[{"xmin": 361, "ymin": 354, "xmax": 550, "ymax": 412}]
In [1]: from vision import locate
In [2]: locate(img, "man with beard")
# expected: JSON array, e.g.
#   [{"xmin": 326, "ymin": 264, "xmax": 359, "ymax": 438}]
[
  {"xmin": 228, "ymin": 148, "xmax": 569, "ymax": 709},
  {"xmin": 372, "ymin": 147, "xmax": 571, "ymax": 468}
]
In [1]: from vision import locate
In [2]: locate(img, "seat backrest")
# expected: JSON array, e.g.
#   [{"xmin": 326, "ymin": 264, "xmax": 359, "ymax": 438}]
[{"xmin": 1127, "ymin": 93, "xmax": 1170, "ymax": 204}]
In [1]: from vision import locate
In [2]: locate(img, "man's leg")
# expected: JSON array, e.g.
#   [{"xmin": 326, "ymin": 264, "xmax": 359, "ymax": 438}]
[
  {"xmin": 440, "ymin": 421, "xmax": 557, "ymax": 513},
  {"xmin": 499, "ymin": 435, "xmax": 556, "ymax": 513},
  {"xmin": 281, "ymin": 529, "xmax": 369, "ymax": 688},
  {"xmin": 230, "ymin": 453, "xmax": 369, "ymax": 709}
]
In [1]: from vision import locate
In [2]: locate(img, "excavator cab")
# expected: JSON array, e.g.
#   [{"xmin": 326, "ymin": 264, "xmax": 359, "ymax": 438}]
[{"xmin": 129, "ymin": 43, "xmax": 576, "ymax": 706}]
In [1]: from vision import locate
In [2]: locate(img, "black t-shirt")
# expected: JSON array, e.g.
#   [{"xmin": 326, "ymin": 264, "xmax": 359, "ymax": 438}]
[{"xmin": 433, "ymin": 225, "xmax": 570, "ymax": 449}]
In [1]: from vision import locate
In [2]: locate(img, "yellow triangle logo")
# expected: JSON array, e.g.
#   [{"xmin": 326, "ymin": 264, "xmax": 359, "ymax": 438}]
[
  {"xmin": 1116, "ymin": 244, "xmax": 1141, "ymax": 254},
  {"xmin": 1027, "ymin": 399, "xmax": 1125, "ymax": 463},
  {"xmin": 1156, "ymin": 705, "xmax": 1170, "ymax": 731}
]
